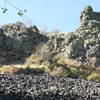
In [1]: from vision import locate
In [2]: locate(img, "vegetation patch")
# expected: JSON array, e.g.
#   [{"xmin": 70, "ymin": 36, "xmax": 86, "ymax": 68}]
[{"xmin": 87, "ymin": 72, "xmax": 100, "ymax": 82}]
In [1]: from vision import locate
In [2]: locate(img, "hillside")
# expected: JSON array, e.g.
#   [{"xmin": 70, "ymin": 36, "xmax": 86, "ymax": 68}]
[{"xmin": 0, "ymin": 6, "xmax": 100, "ymax": 100}]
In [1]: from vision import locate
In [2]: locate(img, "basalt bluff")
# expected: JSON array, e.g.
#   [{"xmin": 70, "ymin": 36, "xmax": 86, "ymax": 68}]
[
  {"xmin": 0, "ymin": 6, "xmax": 100, "ymax": 68},
  {"xmin": 0, "ymin": 22, "xmax": 48, "ymax": 64},
  {"xmin": 0, "ymin": 5, "xmax": 100, "ymax": 100},
  {"xmin": 38, "ymin": 6, "xmax": 100, "ymax": 68}
]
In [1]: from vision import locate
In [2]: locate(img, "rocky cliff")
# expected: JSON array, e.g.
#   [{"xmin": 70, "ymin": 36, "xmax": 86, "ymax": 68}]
[
  {"xmin": 0, "ymin": 6, "xmax": 100, "ymax": 68},
  {"xmin": 0, "ymin": 22, "xmax": 48, "ymax": 64},
  {"xmin": 72, "ymin": 6, "xmax": 100, "ymax": 67},
  {"xmin": 37, "ymin": 6, "xmax": 100, "ymax": 68}
]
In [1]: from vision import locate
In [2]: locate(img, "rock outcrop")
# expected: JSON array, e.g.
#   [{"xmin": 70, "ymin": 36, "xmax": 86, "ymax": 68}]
[
  {"xmin": 66, "ymin": 6, "xmax": 100, "ymax": 62},
  {"xmin": 75, "ymin": 6, "xmax": 100, "ymax": 66},
  {"xmin": 80, "ymin": 6, "xmax": 100, "ymax": 23},
  {"xmin": 37, "ymin": 6, "xmax": 100, "ymax": 68},
  {"xmin": 0, "ymin": 22, "xmax": 48, "ymax": 64},
  {"xmin": 1, "ymin": 6, "xmax": 100, "ymax": 68}
]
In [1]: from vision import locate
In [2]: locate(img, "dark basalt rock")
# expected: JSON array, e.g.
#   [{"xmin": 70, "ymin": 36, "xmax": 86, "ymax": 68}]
[{"xmin": 0, "ymin": 73, "xmax": 100, "ymax": 100}]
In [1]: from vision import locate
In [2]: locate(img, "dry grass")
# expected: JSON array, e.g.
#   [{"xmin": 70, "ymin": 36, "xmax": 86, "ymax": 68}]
[
  {"xmin": 64, "ymin": 58, "xmax": 96, "ymax": 71},
  {"xmin": 25, "ymin": 54, "xmax": 43, "ymax": 65},
  {"xmin": 47, "ymin": 67, "xmax": 70, "ymax": 76},
  {"xmin": 64, "ymin": 59, "xmax": 80, "ymax": 68},
  {"xmin": 0, "ymin": 55, "xmax": 100, "ymax": 82},
  {"xmin": 0, "ymin": 66, "xmax": 18, "ymax": 74},
  {"xmin": 87, "ymin": 72, "xmax": 100, "ymax": 82}
]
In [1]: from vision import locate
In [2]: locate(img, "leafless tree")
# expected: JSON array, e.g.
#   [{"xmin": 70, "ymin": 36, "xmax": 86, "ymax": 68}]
[{"xmin": 1, "ymin": 0, "xmax": 26, "ymax": 16}]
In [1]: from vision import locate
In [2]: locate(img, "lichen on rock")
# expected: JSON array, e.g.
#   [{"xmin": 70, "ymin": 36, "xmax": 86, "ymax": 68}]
[
  {"xmin": 0, "ymin": 22, "xmax": 48, "ymax": 64},
  {"xmin": 1, "ymin": 6, "xmax": 100, "ymax": 69},
  {"xmin": 38, "ymin": 6, "xmax": 100, "ymax": 68}
]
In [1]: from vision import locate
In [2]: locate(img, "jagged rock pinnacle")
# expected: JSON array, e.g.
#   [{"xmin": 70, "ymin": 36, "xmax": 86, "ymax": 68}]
[{"xmin": 80, "ymin": 6, "xmax": 100, "ymax": 24}]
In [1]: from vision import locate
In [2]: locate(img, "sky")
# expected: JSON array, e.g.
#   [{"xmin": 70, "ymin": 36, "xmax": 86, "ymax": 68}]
[{"xmin": 0, "ymin": 0, "xmax": 100, "ymax": 32}]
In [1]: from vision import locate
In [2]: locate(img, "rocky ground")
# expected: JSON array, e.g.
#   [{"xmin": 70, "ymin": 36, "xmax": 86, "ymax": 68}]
[{"xmin": 0, "ymin": 72, "xmax": 100, "ymax": 100}]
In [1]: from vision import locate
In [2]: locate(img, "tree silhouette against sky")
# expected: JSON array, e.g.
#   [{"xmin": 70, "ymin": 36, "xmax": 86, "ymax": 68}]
[{"xmin": 1, "ymin": 0, "xmax": 26, "ymax": 16}]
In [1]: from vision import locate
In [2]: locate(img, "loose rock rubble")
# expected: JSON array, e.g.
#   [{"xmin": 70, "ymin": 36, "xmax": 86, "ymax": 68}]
[{"xmin": 0, "ymin": 73, "xmax": 100, "ymax": 100}]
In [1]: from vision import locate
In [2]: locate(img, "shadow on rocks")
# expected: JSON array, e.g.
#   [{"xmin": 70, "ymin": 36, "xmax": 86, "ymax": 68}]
[
  {"xmin": 0, "ymin": 22, "xmax": 49, "ymax": 66},
  {"xmin": 14, "ymin": 68, "xmax": 45, "ymax": 75},
  {"xmin": 0, "ymin": 93, "xmax": 33, "ymax": 100},
  {"xmin": 0, "ymin": 92, "xmax": 85, "ymax": 100}
]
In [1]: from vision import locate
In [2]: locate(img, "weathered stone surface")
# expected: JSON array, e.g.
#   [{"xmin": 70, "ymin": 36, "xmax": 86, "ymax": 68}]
[
  {"xmin": 75, "ymin": 6, "xmax": 100, "ymax": 66},
  {"xmin": 70, "ymin": 6, "xmax": 100, "ymax": 63},
  {"xmin": 64, "ymin": 37, "xmax": 85, "ymax": 61},
  {"xmin": 80, "ymin": 6, "xmax": 94, "ymax": 23},
  {"xmin": 0, "ymin": 22, "xmax": 48, "ymax": 64},
  {"xmin": 37, "ymin": 6, "xmax": 100, "ymax": 68},
  {"xmin": 80, "ymin": 6, "xmax": 100, "ymax": 23},
  {"xmin": 1, "ymin": 6, "xmax": 100, "ymax": 68}
]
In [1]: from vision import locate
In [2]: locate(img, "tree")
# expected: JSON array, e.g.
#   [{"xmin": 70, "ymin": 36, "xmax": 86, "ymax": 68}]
[{"xmin": 1, "ymin": 0, "xmax": 26, "ymax": 16}]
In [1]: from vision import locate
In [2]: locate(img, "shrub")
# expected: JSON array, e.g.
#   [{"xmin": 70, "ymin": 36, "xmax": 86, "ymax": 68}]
[{"xmin": 87, "ymin": 73, "xmax": 100, "ymax": 82}]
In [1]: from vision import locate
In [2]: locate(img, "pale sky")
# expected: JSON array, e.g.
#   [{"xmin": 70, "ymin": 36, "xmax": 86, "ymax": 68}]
[{"xmin": 0, "ymin": 0, "xmax": 100, "ymax": 32}]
